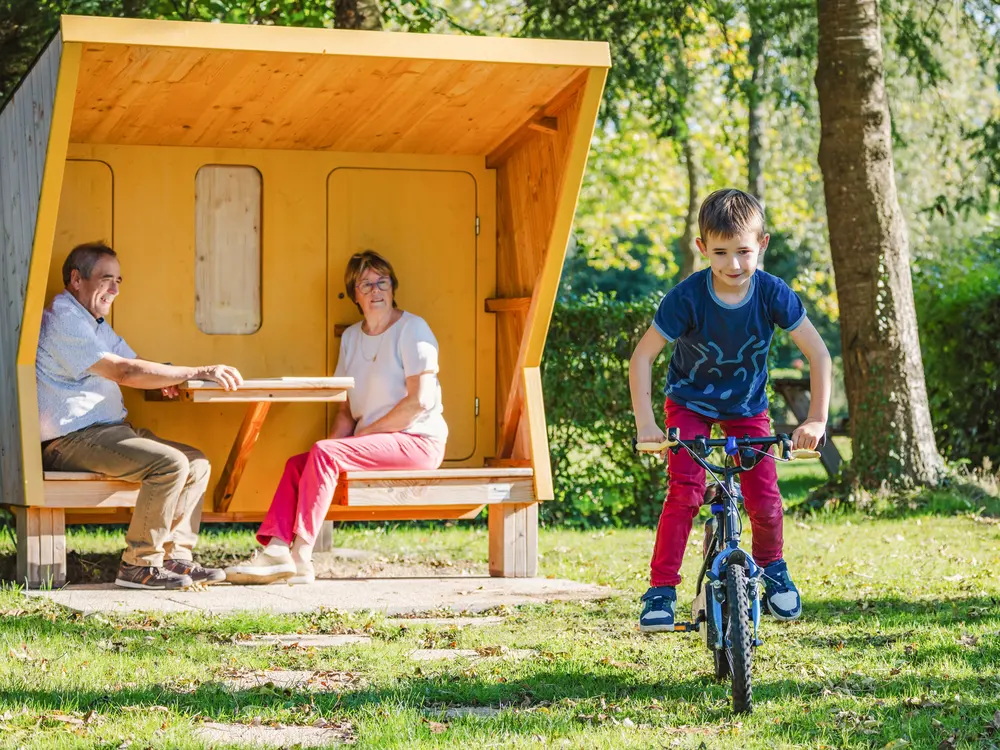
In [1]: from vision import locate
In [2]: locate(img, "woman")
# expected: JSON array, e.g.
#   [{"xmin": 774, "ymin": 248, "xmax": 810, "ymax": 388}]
[{"xmin": 225, "ymin": 251, "xmax": 448, "ymax": 584}]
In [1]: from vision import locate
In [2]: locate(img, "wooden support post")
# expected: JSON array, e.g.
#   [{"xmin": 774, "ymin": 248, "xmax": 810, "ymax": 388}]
[
  {"xmin": 488, "ymin": 502, "xmax": 538, "ymax": 577},
  {"xmin": 15, "ymin": 507, "xmax": 66, "ymax": 588},
  {"xmin": 315, "ymin": 521, "xmax": 335, "ymax": 552},
  {"xmin": 214, "ymin": 401, "xmax": 271, "ymax": 512}
]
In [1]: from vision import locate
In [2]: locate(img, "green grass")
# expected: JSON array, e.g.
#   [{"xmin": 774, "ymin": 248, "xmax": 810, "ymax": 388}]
[
  {"xmin": 2, "ymin": 452, "xmax": 998, "ymax": 748},
  {"xmin": 2, "ymin": 487, "xmax": 1000, "ymax": 747}
]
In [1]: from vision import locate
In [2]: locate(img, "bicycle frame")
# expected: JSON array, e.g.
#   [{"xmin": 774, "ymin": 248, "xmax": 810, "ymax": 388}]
[{"xmin": 675, "ymin": 432, "xmax": 791, "ymax": 651}]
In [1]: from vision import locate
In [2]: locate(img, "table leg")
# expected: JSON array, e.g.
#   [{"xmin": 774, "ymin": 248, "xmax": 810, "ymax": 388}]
[{"xmin": 214, "ymin": 402, "xmax": 271, "ymax": 512}]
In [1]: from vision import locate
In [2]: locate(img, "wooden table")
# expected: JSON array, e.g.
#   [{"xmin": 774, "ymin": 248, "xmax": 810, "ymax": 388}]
[
  {"xmin": 771, "ymin": 377, "xmax": 847, "ymax": 477},
  {"xmin": 176, "ymin": 377, "xmax": 354, "ymax": 512}
]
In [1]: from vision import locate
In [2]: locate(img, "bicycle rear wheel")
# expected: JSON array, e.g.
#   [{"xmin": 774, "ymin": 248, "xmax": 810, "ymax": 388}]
[{"xmin": 726, "ymin": 564, "xmax": 754, "ymax": 714}]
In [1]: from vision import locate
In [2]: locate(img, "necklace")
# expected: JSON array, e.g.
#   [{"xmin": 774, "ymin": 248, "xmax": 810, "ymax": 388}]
[{"xmin": 359, "ymin": 331, "xmax": 384, "ymax": 362}]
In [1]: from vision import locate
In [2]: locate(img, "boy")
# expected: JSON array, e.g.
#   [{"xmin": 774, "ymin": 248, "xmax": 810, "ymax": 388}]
[{"xmin": 629, "ymin": 188, "xmax": 831, "ymax": 631}]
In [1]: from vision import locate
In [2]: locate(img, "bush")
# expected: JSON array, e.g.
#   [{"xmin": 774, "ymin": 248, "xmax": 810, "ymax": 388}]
[
  {"xmin": 541, "ymin": 293, "xmax": 671, "ymax": 527},
  {"xmin": 914, "ymin": 239, "xmax": 1000, "ymax": 466}
]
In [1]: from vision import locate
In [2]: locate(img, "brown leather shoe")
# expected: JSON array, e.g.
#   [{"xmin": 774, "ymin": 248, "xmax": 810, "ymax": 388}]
[
  {"xmin": 115, "ymin": 563, "xmax": 192, "ymax": 590},
  {"xmin": 163, "ymin": 559, "xmax": 226, "ymax": 584}
]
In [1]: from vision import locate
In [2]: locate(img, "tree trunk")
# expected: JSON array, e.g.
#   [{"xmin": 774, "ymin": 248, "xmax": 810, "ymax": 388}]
[
  {"xmin": 679, "ymin": 135, "xmax": 701, "ymax": 280},
  {"xmin": 815, "ymin": 0, "xmax": 943, "ymax": 488},
  {"xmin": 336, "ymin": 0, "xmax": 383, "ymax": 29},
  {"xmin": 746, "ymin": 15, "xmax": 766, "ymax": 205}
]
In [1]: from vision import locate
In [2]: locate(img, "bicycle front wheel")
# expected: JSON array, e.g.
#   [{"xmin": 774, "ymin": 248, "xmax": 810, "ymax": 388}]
[{"xmin": 725, "ymin": 564, "xmax": 754, "ymax": 714}]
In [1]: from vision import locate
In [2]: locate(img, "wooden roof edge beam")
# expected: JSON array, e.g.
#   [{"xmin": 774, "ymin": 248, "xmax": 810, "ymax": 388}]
[{"xmin": 60, "ymin": 15, "xmax": 611, "ymax": 68}]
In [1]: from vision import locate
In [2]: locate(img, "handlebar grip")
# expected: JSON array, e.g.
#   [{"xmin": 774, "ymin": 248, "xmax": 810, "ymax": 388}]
[
  {"xmin": 789, "ymin": 448, "xmax": 822, "ymax": 460},
  {"xmin": 636, "ymin": 439, "xmax": 677, "ymax": 453}
]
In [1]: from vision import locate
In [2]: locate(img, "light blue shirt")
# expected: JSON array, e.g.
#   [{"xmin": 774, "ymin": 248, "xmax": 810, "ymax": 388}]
[{"xmin": 36, "ymin": 291, "xmax": 137, "ymax": 441}]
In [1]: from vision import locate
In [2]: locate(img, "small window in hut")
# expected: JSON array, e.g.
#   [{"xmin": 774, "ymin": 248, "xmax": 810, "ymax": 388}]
[{"xmin": 195, "ymin": 165, "xmax": 262, "ymax": 334}]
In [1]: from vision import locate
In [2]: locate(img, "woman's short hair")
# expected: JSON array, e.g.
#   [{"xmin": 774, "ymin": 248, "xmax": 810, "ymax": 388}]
[
  {"xmin": 344, "ymin": 250, "xmax": 399, "ymax": 312},
  {"xmin": 63, "ymin": 242, "xmax": 117, "ymax": 287}
]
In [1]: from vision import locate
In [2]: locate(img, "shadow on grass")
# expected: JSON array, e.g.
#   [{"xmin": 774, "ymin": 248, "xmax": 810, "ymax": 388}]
[{"xmin": 3, "ymin": 669, "xmax": 999, "ymax": 748}]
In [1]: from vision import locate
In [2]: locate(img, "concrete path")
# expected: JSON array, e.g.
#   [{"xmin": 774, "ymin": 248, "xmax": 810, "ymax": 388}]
[{"xmin": 24, "ymin": 577, "xmax": 616, "ymax": 616}]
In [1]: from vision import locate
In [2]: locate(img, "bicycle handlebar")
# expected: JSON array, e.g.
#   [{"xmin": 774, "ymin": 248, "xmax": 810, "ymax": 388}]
[{"xmin": 635, "ymin": 430, "xmax": 824, "ymax": 462}]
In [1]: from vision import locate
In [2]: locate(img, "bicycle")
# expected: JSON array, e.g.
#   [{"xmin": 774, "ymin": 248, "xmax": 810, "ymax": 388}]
[{"xmin": 636, "ymin": 429, "xmax": 822, "ymax": 714}]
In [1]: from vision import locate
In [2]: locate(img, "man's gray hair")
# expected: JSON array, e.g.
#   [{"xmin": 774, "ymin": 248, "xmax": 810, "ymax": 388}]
[{"xmin": 63, "ymin": 242, "xmax": 117, "ymax": 287}]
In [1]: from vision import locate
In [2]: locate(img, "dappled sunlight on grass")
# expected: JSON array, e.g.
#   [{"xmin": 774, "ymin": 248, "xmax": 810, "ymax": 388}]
[{"xmin": 1, "ymin": 486, "xmax": 998, "ymax": 748}]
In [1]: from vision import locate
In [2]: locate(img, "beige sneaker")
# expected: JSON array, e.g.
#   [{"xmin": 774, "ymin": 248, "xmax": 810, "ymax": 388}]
[
  {"xmin": 224, "ymin": 549, "xmax": 296, "ymax": 584},
  {"xmin": 287, "ymin": 560, "xmax": 315, "ymax": 586}
]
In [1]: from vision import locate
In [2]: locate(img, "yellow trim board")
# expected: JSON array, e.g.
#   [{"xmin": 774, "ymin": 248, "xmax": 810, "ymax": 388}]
[
  {"xmin": 523, "ymin": 367, "xmax": 553, "ymax": 501},
  {"xmin": 61, "ymin": 16, "xmax": 611, "ymax": 68},
  {"xmin": 17, "ymin": 41, "xmax": 83, "ymax": 506}
]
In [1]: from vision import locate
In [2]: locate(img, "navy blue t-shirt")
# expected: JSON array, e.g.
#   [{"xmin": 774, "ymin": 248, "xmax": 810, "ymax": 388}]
[{"xmin": 653, "ymin": 269, "xmax": 806, "ymax": 419}]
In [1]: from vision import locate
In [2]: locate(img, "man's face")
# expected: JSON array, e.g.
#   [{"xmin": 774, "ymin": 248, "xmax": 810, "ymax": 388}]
[
  {"xmin": 70, "ymin": 255, "xmax": 121, "ymax": 320},
  {"xmin": 696, "ymin": 230, "xmax": 769, "ymax": 292}
]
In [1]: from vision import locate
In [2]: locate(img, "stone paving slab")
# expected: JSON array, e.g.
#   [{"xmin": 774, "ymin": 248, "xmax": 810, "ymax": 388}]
[
  {"xmin": 195, "ymin": 721, "xmax": 352, "ymax": 747},
  {"xmin": 435, "ymin": 706, "xmax": 505, "ymax": 719},
  {"xmin": 232, "ymin": 634, "xmax": 372, "ymax": 648},
  {"xmin": 387, "ymin": 616, "xmax": 506, "ymax": 628},
  {"xmin": 409, "ymin": 648, "xmax": 534, "ymax": 661},
  {"xmin": 24, "ymin": 577, "xmax": 615, "ymax": 616},
  {"xmin": 217, "ymin": 669, "xmax": 361, "ymax": 692}
]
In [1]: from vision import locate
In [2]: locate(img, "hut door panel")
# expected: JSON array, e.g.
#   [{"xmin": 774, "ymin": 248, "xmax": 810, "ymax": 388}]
[
  {"xmin": 50, "ymin": 160, "xmax": 113, "ymax": 315},
  {"xmin": 328, "ymin": 168, "xmax": 477, "ymax": 461}
]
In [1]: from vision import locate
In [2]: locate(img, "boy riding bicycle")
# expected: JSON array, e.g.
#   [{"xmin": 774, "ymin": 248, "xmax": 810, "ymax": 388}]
[{"xmin": 629, "ymin": 188, "xmax": 832, "ymax": 632}]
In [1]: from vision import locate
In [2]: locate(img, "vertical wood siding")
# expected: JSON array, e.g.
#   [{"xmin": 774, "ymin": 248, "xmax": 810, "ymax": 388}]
[{"xmin": 0, "ymin": 34, "xmax": 62, "ymax": 505}]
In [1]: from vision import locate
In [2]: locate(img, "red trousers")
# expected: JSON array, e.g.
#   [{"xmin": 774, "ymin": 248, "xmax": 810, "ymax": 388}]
[
  {"xmin": 650, "ymin": 399, "xmax": 784, "ymax": 587},
  {"xmin": 256, "ymin": 432, "xmax": 445, "ymax": 547}
]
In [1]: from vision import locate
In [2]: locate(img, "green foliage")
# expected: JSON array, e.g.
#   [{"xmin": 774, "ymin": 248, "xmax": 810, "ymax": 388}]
[
  {"xmin": 914, "ymin": 235, "xmax": 1000, "ymax": 466},
  {"xmin": 540, "ymin": 293, "xmax": 668, "ymax": 527}
]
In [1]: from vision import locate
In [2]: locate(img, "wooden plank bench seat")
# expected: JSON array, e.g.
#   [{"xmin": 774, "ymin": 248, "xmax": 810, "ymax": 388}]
[
  {"xmin": 42, "ymin": 471, "xmax": 141, "ymax": 507},
  {"xmin": 334, "ymin": 466, "xmax": 540, "ymax": 577},
  {"xmin": 9, "ymin": 467, "xmax": 541, "ymax": 587},
  {"xmin": 334, "ymin": 467, "xmax": 535, "ymax": 506}
]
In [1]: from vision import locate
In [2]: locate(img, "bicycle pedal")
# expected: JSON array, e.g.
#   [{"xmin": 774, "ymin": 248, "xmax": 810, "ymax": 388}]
[{"xmin": 671, "ymin": 622, "xmax": 699, "ymax": 632}]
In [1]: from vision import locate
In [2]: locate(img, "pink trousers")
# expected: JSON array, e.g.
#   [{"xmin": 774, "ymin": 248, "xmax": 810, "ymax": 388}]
[
  {"xmin": 256, "ymin": 432, "xmax": 446, "ymax": 547},
  {"xmin": 650, "ymin": 399, "xmax": 784, "ymax": 587}
]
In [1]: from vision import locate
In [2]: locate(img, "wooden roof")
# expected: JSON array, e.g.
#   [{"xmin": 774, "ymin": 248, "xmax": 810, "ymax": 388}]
[{"xmin": 61, "ymin": 16, "xmax": 610, "ymax": 154}]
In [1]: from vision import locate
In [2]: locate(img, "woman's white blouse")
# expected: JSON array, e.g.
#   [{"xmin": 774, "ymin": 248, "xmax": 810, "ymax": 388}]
[{"xmin": 334, "ymin": 311, "xmax": 448, "ymax": 442}]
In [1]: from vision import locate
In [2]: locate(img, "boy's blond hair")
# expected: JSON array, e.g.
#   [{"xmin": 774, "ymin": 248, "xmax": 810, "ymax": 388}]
[{"xmin": 698, "ymin": 188, "xmax": 766, "ymax": 241}]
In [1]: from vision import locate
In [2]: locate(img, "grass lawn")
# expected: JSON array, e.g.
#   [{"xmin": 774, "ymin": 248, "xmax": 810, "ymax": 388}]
[{"xmin": 1, "ymin": 453, "xmax": 999, "ymax": 748}]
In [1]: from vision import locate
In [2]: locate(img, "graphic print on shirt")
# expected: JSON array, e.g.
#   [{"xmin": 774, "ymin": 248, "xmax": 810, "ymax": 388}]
[{"xmin": 673, "ymin": 336, "xmax": 770, "ymax": 418}]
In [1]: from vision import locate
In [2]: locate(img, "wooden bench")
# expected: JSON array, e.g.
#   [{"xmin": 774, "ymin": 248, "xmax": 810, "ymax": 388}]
[
  {"xmin": 335, "ymin": 467, "xmax": 540, "ymax": 578},
  {"xmin": 9, "ymin": 472, "xmax": 141, "ymax": 588},
  {"xmin": 11, "ymin": 467, "xmax": 541, "ymax": 587}
]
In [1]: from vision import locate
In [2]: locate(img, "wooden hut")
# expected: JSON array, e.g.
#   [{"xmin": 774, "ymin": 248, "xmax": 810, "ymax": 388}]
[{"xmin": 0, "ymin": 15, "xmax": 609, "ymax": 587}]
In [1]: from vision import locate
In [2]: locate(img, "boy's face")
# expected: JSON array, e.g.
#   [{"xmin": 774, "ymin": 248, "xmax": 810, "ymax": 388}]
[{"xmin": 696, "ymin": 230, "xmax": 769, "ymax": 292}]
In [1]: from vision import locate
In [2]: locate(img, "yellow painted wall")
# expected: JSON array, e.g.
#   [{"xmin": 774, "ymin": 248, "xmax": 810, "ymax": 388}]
[
  {"xmin": 56, "ymin": 143, "xmax": 496, "ymax": 513},
  {"xmin": 328, "ymin": 168, "xmax": 478, "ymax": 460},
  {"xmin": 49, "ymin": 160, "xmax": 113, "ymax": 313}
]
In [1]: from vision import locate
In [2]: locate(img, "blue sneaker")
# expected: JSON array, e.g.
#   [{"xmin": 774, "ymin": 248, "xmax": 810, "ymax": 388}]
[
  {"xmin": 639, "ymin": 586, "xmax": 677, "ymax": 632},
  {"xmin": 762, "ymin": 559, "xmax": 802, "ymax": 620}
]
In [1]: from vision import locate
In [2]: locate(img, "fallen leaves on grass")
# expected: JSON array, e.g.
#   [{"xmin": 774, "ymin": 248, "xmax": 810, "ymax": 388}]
[{"xmin": 421, "ymin": 718, "xmax": 448, "ymax": 734}]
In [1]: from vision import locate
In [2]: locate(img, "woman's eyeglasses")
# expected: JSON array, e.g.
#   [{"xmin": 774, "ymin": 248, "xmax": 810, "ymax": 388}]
[{"xmin": 357, "ymin": 278, "xmax": 392, "ymax": 295}]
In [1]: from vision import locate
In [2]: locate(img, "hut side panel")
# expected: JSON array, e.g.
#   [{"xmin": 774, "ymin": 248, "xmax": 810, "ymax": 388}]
[
  {"xmin": 0, "ymin": 34, "xmax": 62, "ymax": 505},
  {"xmin": 494, "ymin": 86, "xmax": 585, "ymax": 453}
]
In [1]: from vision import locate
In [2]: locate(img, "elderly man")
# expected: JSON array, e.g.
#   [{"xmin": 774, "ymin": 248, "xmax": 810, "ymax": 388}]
[{"xmin": 37, "ymin": 242, "xmax": 243, "ymax": 590}]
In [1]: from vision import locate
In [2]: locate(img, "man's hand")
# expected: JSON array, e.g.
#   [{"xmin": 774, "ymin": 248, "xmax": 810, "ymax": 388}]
[
  {"xmin": 160, "ymin": 385, "xmax": 180, "ymax": 399},
  {"xmin": 791, "ymin": 417, "xmax": 826, "ymax": 451},
  {"xmin": 199, "ymin": 365, "xmax": 243, "ymax": 391}
]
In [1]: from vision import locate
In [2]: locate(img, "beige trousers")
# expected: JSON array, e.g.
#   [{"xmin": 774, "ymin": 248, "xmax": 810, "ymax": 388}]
[{"xmin": 42, "ymin": 422, "xmax": 210, "ymax": 567}]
